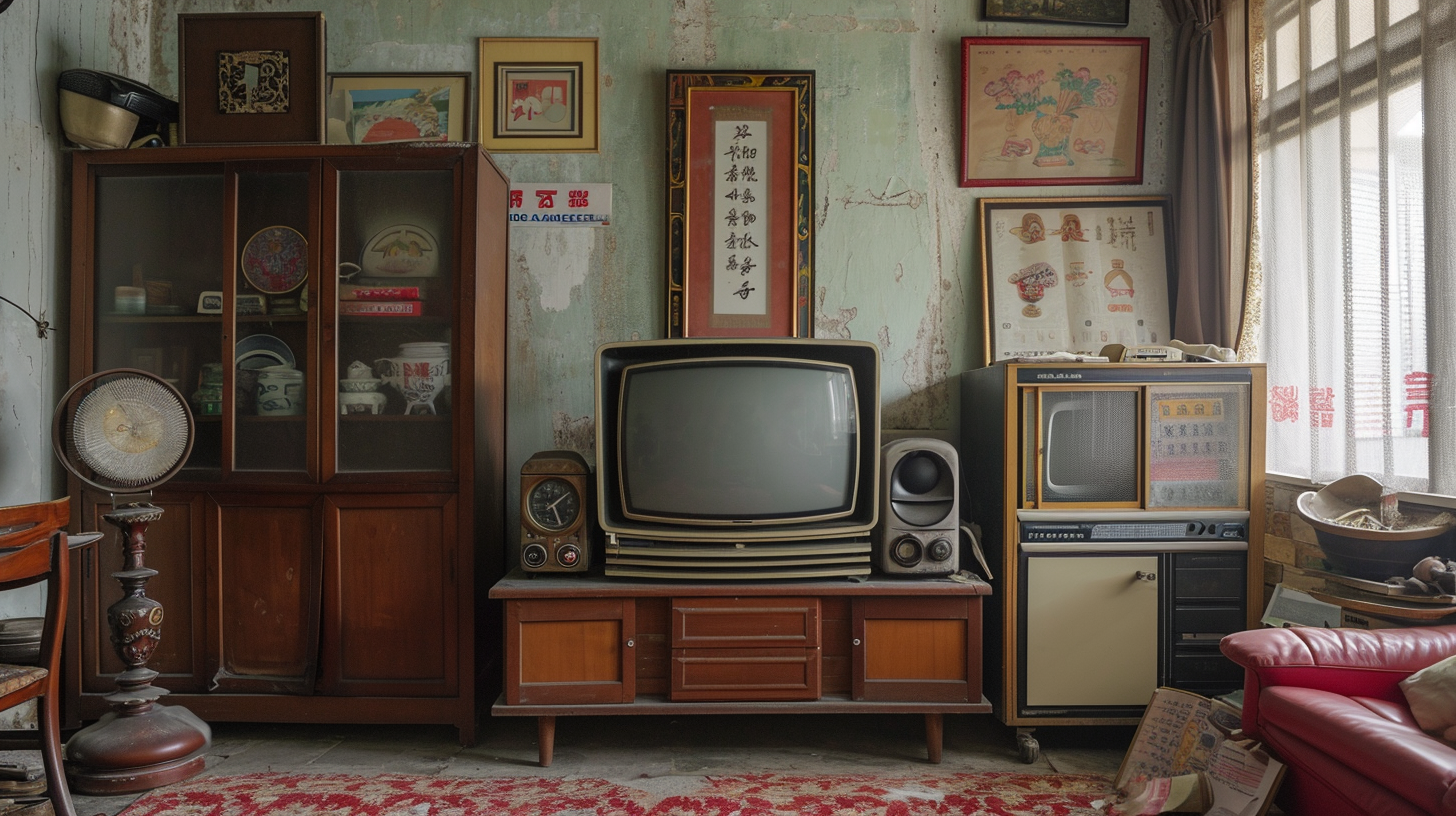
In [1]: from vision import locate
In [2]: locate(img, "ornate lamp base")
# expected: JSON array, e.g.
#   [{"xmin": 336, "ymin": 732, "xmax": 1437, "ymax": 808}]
[
  {"xmin": 64, "ymin": 502, "xmax": 211, "ymax": 795},
  {"xmin": 64, "ymin": 703, "xmax": 211, "ymax": 795}
]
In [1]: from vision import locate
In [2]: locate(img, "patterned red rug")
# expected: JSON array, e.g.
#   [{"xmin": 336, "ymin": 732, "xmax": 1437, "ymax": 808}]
[{"xmin": 117, "ymin": 770, "xmax": 1115, "ymax": 815}]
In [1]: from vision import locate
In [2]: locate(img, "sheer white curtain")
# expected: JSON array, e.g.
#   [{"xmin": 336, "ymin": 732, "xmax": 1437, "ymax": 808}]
[{"xmin": 1248, "ymin": 0, "xmax": 1456, "ymax": 494}]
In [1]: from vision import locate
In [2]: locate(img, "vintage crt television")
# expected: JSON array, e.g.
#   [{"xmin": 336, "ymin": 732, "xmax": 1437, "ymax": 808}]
[{"xmin": 595, "ymin": 338, "xmax": 881, "ymax": 579}]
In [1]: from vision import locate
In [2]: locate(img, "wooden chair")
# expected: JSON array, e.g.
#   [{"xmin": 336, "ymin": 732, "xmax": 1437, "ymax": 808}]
[{"xmin": 0, "ymin": 497, "xmax": 76, "ymax": 816}]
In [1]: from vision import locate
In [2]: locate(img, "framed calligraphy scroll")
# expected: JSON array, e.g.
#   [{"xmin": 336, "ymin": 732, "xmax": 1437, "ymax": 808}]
[
  {"xmin": 979, "ymin": 196, "xmax": 1173, "ymax": 364},
  {"xmin": 666, "ymin": 70, "xmax": 814, "ymax": 337}
]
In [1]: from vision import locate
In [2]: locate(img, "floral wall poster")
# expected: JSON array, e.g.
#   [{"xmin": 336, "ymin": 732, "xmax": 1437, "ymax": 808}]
[{"xmin": 961, "ymin": 37, "xmax": 1148, "ymax": 187}]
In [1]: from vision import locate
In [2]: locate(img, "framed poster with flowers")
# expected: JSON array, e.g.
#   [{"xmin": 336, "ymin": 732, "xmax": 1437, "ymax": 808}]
[
  {"xmin": 961, "ymin": 37, "xmax": 1148, "ymax": 187},
  {"xmin": 979, "ymin": 196, "xmax": 1173, "ymax": 364}
]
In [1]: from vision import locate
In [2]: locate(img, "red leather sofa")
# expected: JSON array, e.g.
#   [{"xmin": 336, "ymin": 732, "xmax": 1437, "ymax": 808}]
[{"xmin": 1221, "ymin": 624, "xmax": 1456, "ymax": 815}]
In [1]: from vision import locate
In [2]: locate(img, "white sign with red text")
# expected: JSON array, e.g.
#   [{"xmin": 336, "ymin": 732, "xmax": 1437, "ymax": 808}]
[{"xmin": 508, "ymin": 183, "xmax": 612, "ymax": 227}]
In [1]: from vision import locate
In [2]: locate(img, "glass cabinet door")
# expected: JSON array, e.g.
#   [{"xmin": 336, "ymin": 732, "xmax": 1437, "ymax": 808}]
[
  {"xmin": 91, "ymin": 168, "xmax": 225, "ymax": 476},
  {"xmin": 332, "ymin": 167, "xmax": 456, "ymax": 474},
  {"xmin": 231, "ymin": 166, "xmax": 313, "ymax": 477},
  {"xmin": 1146, "ymin": 383, "xmax": 1251, "ymax": 509}
]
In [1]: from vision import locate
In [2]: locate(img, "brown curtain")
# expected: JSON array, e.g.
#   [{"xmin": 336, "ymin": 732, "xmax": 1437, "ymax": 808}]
[{"xmin": 1163, "ymin": 0, "xmax": 1247, "ymax": 349}]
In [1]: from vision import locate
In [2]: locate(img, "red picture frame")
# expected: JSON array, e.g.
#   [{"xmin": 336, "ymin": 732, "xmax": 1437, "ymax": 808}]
[
  {"xmin": 666, "ymin": 71, "xmax": 814, "ymax": 338},
  {"xmin": 961, "ymin": 37, "xmax": 1148, "ymax": 188}
]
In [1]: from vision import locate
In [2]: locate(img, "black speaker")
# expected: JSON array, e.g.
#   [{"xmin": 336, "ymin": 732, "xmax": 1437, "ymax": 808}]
[{"xmin": 875, "ymin": 438, "xmax": 959, "ymax": 577}]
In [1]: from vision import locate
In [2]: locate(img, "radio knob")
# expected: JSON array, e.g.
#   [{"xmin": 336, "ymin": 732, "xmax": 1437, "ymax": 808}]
[
  {"xmin": 556, "ymin": 544, "xmax": 582, "ymax": 568},
  {"xmin": 891, "ymin": 536, "xmax": 923, "ymax": 567},
  {"xmin": 522, "ymin": 543, "xmax": 548, "ymax": 569},
  {"xmin": 928, "ymin": 538, "xmax": 953, "ymax": 562}
]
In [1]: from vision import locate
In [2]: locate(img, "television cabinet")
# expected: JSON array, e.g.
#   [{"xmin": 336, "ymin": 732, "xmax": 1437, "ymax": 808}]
[{"xmin": 489, "ymin": 570, "xmax": 992, "ymax": 766}]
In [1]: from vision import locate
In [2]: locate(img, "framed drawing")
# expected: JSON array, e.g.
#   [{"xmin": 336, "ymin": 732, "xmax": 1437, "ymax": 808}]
[
  {"xmin": 477, "ymin": 38, "xmax": 598, "ymax": 152},
  {"xmin": 178, "ymin": 12, "xmax": 325, "ymax": 145},
  {"xmin": 666, "ymin": 70, "xmax": 814, "ymax": 338},
  {"xmin": 325, "ymin": 73, "xmax": 471, "ymax": 144},
  {"xmin": 979, "ymin": 196, "xmax": 1174, "ymax": 364},
  {"xmin": 982, "ymin": 0, "xmax": 1130, "ymax": 27},
  {"xmin": 961, "ymin": 37, "xmax": 1148, "ymax": 187}
]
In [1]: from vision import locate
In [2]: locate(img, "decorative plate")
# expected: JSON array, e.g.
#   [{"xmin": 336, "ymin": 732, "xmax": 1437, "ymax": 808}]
[
  {"xmin": 234, "ymin": 333, "xmax": 297, "ymax": 370},
  {"xmin": 359, "ymin": 223, "xmax": 440, "ymax": 277},
  {"xmin": 241, "ymin": 226, "xmax": 309, "ymax": 294}
]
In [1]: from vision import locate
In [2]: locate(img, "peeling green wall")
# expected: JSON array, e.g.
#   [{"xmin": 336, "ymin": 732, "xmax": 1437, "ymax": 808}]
[{"xmin": 3, "ymin": 0, "xmax": 1177, "ymax": 551}]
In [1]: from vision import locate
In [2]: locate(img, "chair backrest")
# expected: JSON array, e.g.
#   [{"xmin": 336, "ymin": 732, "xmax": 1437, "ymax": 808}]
[{"xmin": 0, "ymin": 497, "xmax": 70, "ymax": 674}]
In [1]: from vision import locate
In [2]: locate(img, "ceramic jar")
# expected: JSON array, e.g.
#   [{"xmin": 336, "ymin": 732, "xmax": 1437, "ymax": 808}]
[
  {"xmin": 255, "ymin": 365, "xmax": 305, "ymax": 416},
  {"xmin": 376, "ymin": 342, "xmax": 449, "ymax": 414}
]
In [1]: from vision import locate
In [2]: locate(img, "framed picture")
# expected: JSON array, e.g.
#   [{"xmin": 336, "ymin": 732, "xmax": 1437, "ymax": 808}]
[
  {"xmin": 979, "ymin": 196, "xmax": 1174, "ymax": 364},
  {"xmin": 325, "ymin": 73, "xmax": 471, "ymax": 145},
  {"xmin": 477, "ymin": 37, "xmax": 599, "ymax": 152},
  {"xmin": 666, "ymin": 71, "xmax": 815, "ymax": 338},
  {"xmin": 982, "ymin": 0, "xmax": 1131, "ymax": 27},
  {"xmin": 961, "ymin": 37, "xmax": 1148, "ymax": 187},
  {"xmin": 178, "ymin": 12, "xmax": 325, "ymax": 145}
]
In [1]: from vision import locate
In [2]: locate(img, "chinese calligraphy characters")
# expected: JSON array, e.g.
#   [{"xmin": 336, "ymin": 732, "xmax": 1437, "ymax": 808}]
[{"xmin": 713, "ymin": 120, "xmax": 769, "ymax": 315}]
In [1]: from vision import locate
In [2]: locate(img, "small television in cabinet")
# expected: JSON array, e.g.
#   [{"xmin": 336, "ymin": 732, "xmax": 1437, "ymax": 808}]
[{"xmin": 595, "ymin": 338, "xmax": 881, "ymax": 579}]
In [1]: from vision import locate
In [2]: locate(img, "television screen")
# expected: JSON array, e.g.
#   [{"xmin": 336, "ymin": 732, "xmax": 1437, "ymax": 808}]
[{"xmin": 619, "ymin": 359, "xmax": 858, "ymax": 523}]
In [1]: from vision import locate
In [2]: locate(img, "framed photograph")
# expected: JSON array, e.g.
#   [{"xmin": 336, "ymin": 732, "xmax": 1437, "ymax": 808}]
[
  {"xmin": 666, "ymin": 71, "xmax": 815, "ymax": 338},
  {"xmin": 979, "ymin": 196, "xmax": 1174, "ymax": 364},
  {"xmin": 983, "ymin": 0, "xmax": 1131, "ymax": 27},
  {"xmin": 961, "ymin": 37, "xmax": 1148, "ymax": 187},
  {"xmin": 477, "ymin": 37, "xmax": 598, "ymax": 152},
  {"xmin": 178, "ymin": 12, "xmax": 325, "ymax": 145},
  {"xmin": 325, "ymin": 73, "xmax": 471, "ymax": 145}
]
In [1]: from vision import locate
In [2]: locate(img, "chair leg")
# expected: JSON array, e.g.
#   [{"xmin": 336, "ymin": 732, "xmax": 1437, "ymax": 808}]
[{"xmin": 38, "ymin": 691, "xmax": 76, "ymax": 816}]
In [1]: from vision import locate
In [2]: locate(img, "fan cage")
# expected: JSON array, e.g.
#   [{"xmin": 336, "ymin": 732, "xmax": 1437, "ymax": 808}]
[{"xmin": 53, "ymin": 369, "xmax": 195, "ymax": 494}]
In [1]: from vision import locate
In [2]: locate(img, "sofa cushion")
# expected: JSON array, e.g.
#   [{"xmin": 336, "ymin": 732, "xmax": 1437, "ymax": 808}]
[
  {"xmin": 1262, "ymin": 686, "xmax": 1456, "ymax": 814},
  {"xmin": 1401, "ymin": 653, "xmax": 1456, "ymax": 740}
]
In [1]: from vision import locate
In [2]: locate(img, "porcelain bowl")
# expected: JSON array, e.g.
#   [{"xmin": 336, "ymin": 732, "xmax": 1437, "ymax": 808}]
[{"xmin": 339, "ymin": 377, "xmax": 381, "ymax": 393}]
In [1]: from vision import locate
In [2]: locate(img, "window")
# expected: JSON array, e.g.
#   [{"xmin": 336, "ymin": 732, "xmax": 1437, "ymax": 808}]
[{"xmin": 1252, "ymin": 0, "xmax": 1455, "ymax": 494}]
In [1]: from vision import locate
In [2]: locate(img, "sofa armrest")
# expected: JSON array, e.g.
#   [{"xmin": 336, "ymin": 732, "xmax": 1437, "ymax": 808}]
[{"xmin": 1221, "ymin": 624, "xmax": 1456, "ymax": 739}]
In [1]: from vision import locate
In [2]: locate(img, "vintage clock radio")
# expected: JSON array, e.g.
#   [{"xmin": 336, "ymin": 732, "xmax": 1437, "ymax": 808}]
[{"xmin": 519, "ymin": 449, "xmax": 594, "ymax": 573}]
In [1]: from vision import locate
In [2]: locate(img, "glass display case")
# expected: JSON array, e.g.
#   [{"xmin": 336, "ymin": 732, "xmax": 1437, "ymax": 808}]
[{"xmin": 66, "ymin": 144, "xmax": 509, "ymax": 745}]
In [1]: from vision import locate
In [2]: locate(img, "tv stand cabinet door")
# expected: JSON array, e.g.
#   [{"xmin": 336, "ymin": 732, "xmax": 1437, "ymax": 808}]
[
  {"xmin": 852, "ymin": 596, "xmax": 981, "ymax": 703},
  {"xmin": 505, "ymin": 598, "xmax": 636, "ymax": 705}
]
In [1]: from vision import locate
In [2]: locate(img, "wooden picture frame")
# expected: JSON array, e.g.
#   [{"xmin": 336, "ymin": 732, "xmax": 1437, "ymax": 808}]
[
  {"xmin": 178, "ymin": 12, "xmax": 325, "ymax": 145},
  {"xmin": 979, "ymin": 196, "xmax": 1173, "ymax": 364},
  {"xmin": 982, "ymin": 0, "xmax": 1131, "ymax": 27},
  {"xmin": 961, "ymin": 37, "xmax": 1148, "ymax": 187},
  {"xmin": 477, "ymin": 38, "xmax": 599, "ymax": 153},
  {"xmin": 325, "ymin": 73, "xmax": 471, "ymax": 145},
  {"xmin": 666, "ymin": 70, "xmax": 814, "ymax": 338}
]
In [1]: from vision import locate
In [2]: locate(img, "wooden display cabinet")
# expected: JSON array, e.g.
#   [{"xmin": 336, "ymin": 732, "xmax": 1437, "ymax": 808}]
[
  {"xmin": 64, "ymin": 144, "xmax": 509, "ymax": 745},
  {"xmin": 491, "ymin": 572, "xmax": 991, "ymax": 766}
]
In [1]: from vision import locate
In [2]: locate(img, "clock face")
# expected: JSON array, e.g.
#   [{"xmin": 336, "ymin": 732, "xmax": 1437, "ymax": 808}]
[{"xmin": 526, "ymin": 477, "xmax": 581, "ymax": 532}]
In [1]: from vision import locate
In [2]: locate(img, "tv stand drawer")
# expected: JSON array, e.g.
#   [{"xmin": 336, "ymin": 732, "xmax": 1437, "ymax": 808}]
[
  {"xmin": 670, "ymin": 647, "xmax": 822, "ymax": 701},
  {"xmin": 670, "ymin": 597, "xmax": 821, "ymax": 648}
]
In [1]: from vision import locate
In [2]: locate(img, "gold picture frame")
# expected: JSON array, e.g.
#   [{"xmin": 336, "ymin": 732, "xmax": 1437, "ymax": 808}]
[
  {"xmin": 477, "ymin": 37, "xmax": 599, "ymax": 153},
  {"xmin": 979, "ymin": 196, "xmax": 1173, "ymax": 364}
]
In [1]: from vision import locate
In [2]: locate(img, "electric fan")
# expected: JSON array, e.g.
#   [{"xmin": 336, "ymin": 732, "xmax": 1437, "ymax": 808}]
[
  {"xmin": 51, "ymin": 368, "xmax": 211, "ymax": 794},
  {"xmin": 52, "ymin": 368, "xmax": 192, "ymax": 494}
]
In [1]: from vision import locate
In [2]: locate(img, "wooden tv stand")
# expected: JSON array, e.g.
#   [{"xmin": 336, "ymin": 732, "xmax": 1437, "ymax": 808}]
[{"xmin": 488, "ymin": 570, "xmax": 992, "ymax": 766}]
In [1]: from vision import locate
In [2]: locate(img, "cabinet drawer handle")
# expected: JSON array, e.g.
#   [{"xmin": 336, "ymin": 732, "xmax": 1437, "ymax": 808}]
[
  {"xmin": 626, "ymin": 639, "xmax": 634, "ymax": 648},
  {"xmin": 1135, "ymin": 571, "xmax": 1157, "ymax": 582},
  {"xmin": 852, "ymin": 638, "xmax": 861, "ymax": 646}
]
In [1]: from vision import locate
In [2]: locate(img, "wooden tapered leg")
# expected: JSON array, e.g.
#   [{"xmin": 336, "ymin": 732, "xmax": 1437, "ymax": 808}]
[
  {"xmin": 538, "ymin": 716, "xmax": 556, "ymax": 767},
  {"xmin": 924, "ymin": 713, "xmax": 943, "ymax": 764}
]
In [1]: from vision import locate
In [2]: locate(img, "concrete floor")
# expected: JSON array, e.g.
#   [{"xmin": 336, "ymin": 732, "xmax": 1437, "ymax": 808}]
[{"xmin": 60, "ymin": 713, "xmax": 1133, "ymax": 815}]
